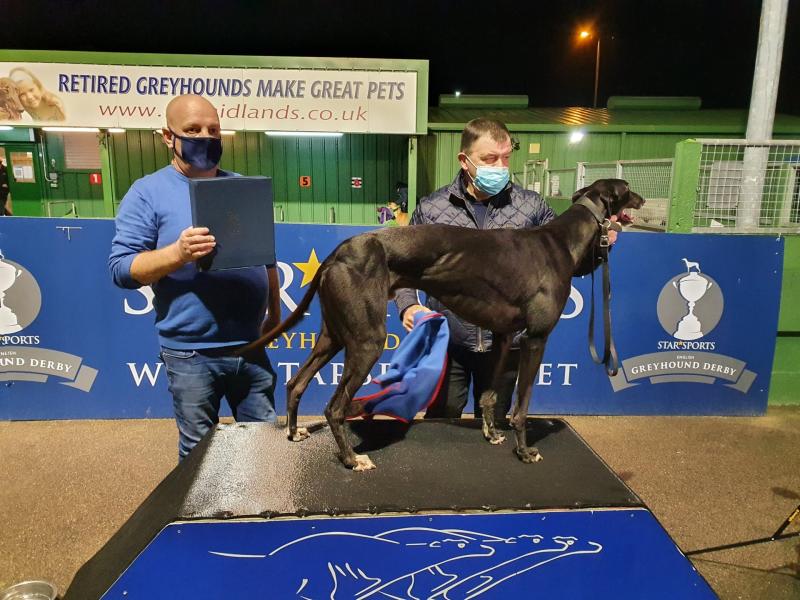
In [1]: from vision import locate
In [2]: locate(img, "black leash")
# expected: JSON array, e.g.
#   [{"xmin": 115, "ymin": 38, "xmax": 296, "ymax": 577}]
[
  {"xmin": 575, "ymin": 196, "xmax": 620, "ymax": 377},
  {"xmin": 588, "ymin": 229, "xmax": 619, "ymax": 376}
]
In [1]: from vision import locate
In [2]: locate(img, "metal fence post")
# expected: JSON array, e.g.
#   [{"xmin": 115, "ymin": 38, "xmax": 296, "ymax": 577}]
[
  {"xmin": 99, "ymin": 132, "xmax": 116, "ymax": 217},
  {"xmin": 407, "ymin": 136, "xmax": 418, "ymax": 215},
  {"xmin": 667, "ymin": 140, "xmax": 702, "ymax": 233}
]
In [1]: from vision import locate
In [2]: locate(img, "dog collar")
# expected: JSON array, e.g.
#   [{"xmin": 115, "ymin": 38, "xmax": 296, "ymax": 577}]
[
  {"xmin": 575, "ymin": 195, "xmax": 622, "ymax": 248},
  {"xmin": 574, "ymin": 196, "xmax": 607, "ymax": 224}
]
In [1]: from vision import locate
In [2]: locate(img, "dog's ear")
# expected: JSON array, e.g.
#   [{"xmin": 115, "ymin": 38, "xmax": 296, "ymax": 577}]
[{"xmin": 571, "ymin": 186, "xmax": 591, "ymax": 202}]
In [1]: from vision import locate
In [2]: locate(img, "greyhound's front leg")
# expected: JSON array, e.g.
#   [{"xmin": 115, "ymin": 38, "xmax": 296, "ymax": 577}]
[
  {"xmin": 480, "ymin": 333, "xmax": 511, "ymax": 445},
  {"xmin": 510, "ymin": 335, "xmax": 545, "ymax": 463}
]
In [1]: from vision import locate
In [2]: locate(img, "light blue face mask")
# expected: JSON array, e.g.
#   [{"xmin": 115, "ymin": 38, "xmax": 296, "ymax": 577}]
[{"xmin": 465, "ymin": 156, "xmax": 509, "ymax": 196}]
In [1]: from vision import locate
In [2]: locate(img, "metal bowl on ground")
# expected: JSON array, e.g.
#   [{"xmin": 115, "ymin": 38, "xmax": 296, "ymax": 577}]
[{"xmin": 0, "ymin": 581, "xmax": 58, "ymax": 600}]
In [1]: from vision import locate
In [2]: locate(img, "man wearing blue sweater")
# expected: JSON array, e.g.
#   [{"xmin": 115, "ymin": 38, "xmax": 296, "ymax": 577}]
[{"xmin": 109, "ymin": 94, "xmax": 280, "ymax": 460}]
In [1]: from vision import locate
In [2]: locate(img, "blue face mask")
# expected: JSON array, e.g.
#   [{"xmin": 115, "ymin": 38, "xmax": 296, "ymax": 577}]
[
  {"xmin": 465, "ymin": 156, "xmax": 509, "ymax": 196},
  {"xmin": 170, "ymin": 129, "xmax": 223, "ymax": 171}
]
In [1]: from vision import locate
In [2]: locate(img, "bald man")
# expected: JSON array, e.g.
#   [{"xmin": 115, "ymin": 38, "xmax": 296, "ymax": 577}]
[{"xmin": 110, "ymin": 94, "xmax": 280, "ymax": 460}]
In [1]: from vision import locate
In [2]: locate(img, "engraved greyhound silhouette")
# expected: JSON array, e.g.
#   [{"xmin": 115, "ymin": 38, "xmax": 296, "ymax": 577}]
[{"xmin": 682, "ymin": 258, "xmax": 701, "ymax": 273}]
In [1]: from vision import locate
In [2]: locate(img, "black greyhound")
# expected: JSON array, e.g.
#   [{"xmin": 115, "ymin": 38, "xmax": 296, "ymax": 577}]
[{"xmin": 245, "ymin": 179, "xmax": 644, "ymax": 470}]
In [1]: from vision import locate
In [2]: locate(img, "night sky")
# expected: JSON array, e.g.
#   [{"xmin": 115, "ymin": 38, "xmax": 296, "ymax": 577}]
[{"xmin": 5, "ymin": 0, "xmax": 800, "ymax": 115}]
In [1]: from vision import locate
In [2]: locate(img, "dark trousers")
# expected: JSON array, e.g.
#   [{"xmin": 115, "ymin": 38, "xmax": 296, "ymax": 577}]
[{"xmin": 425, "ymin": 345, "xmax": 519, "ymax": 419}]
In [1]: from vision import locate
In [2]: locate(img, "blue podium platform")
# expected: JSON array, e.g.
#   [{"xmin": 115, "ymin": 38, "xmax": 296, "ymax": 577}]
[
  {"xmin": 64, "ymin": 419, "xmax": 716, "ymax": 599},
  {"xmin": 104, "ymin": 510, "xmax": 713, "ymax": 599}
]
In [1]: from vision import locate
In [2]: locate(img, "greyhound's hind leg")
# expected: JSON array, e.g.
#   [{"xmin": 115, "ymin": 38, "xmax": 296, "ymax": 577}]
[
  {"xmin": 318, "ymin": 261, "xmax": 389, "ymax": 470},
  {"xmin": 286, "ymin": 322, "xmax": 341, "ymax": 442},
  {"xmin": 316, "ymin": 241, "xmax": 390, "ymax": 470},
  {"xmin": 324, "ymin": 339, "xmax": 385, "ymax": 471}
]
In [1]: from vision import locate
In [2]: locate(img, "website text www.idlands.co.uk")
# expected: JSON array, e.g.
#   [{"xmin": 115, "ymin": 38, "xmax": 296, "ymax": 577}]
[{"xmin": 98, "ymin": 103, "xmax": 368, "ymax": 122}]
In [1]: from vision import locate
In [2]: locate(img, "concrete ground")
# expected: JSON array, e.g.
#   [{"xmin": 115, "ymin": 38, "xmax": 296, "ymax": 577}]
[{"xmin": 1, "ymin": 408, "xmax": 798, "ymax": 599}]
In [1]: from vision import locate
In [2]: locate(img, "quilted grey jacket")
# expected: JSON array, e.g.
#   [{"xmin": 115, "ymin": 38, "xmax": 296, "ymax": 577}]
[{"xmin": 394, "ymin": 171, "xmax": 555, "ymax": 352}]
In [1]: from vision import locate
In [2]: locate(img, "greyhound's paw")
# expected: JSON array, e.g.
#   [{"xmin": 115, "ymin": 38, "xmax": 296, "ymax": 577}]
[
  {"xmin": 353, "ymin": 454, "xmax": 376, "ymax": 472},
  {"xmin": 515, "ymin": 446, "xmax": 543, "ymax": 463},
  {"xmin": 482, "ymin": 423, "xmax": 506, "ymax": 445},
  {"xmin": 287, "ymin": 427, "xmax": 311, "ymax": 442},
  {"xmin": 487, "ymin": 432, "xmax": 506, "ymax": 445}
]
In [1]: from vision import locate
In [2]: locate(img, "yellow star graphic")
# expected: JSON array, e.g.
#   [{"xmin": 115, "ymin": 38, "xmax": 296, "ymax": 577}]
[{"xmin": 293, "ymin": 249, "xmax": 322, "ymax": 287}]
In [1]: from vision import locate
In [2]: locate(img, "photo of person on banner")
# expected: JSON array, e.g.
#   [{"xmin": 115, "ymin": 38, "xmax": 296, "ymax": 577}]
[{"xmin": 9, "ymin": 67, "xmax": 66, "ymax": 121}]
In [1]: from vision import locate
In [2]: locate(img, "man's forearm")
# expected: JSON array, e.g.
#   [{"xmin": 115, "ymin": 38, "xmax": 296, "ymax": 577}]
[
  {"xmin": 130, "ymin": 242, "xmax": 186, "ymax": 285},
  {"xmin": 395, "ymin": 287, "xmax": 422, "ymax": 316}
]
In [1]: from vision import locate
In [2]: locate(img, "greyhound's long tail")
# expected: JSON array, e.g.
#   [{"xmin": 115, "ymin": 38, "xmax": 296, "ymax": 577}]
[{"xmin": 238, "ymin": 270, "xmax": 322, "ymax": 354}]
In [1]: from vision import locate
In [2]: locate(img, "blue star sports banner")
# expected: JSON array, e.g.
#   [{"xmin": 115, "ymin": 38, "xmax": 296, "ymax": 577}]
[{"xmin": 0, "ymin": 218, "xmax": 783, "ymax": 419}]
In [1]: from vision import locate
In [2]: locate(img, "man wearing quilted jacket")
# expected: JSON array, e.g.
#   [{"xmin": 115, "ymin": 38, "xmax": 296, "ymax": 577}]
[{"xmin": 394, "ymin": 118, "xmax": 555, "ymax": 420}]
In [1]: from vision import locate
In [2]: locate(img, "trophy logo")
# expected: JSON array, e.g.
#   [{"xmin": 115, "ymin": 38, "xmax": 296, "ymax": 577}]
[
  {"xmin": 0, "ymin": 250, "xmax": 24, "ymax": 333},
  {"xmin": 0, "ymin": 250, "xmax": 42, "ymax": 334},
  {"xmin": 656, "ymin": 258, "xmax": 724, "ymax": 340},
  {"xmin": 672, "ymin": 258, "xmax": 713, "ymax": 340}
]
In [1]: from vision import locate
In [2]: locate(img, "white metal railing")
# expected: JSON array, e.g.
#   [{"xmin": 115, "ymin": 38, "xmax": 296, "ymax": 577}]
[
  {"xmin": 543, "ymin": 167, "xmax": 577, "ymax": 200},
  {"xmin": 693, "ymin": 139, "xmax": 800, "ymax": 234},
  {"xmin": 512, "ymin": 159, "xmax": 549, "ymax": 195},
  {"xmin": 46, "ymin": 200, "xmax": 78, "ymax": 218}
]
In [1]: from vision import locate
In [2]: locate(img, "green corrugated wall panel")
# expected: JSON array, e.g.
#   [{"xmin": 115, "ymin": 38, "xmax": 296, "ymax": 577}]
[
  {"xmin": 256, "ymin": 133, "xmax": 407, "ymax": 225},
  {"xmin": 390, "ymin": 137, "xmax": 406, "ymax": 191},
  {"xmin": 111, "ymin": 133, "xmax": 130, "ymax": 204},
  {"xmin": 309, "ymin": 138, "xmax": 326, "ymax": 223},
  {"xmin": 358, "ymin": 134, "xmax": 371, "ymax": 222},
  {"xmin": 110, "ymin": 131, "xmax": 171, "ymax": 204},
  {"xmin": 349, "ymin": 135, "xmax": 364, "ymax": 223},
  {"xmin": 620, "ymin": 134, "xmax": 688, "ymax": 159},
  {"xmin": 362, "ymin": 133, "xmax": 376, "ymax": 223},
  {"xmin": 140, "ymin": 131, "xmax": 158, "ymax": 175},
  {"xmin": 433, "ymin": 133, "xmax": 460, "ymax": 190},
  {"xmin": 367, "ymin": 135, "xmax": 381, "ymax": 220},
  {"xmin": 779, "ymin": 236, "xmax": 800, "ymax": 332},
  {"xmin": 337, "ymin": 137, "xmax": 350, "ymax": 222},
  {"xmin": 323, "ymin": 137, "xmax": 339, "ymax": 225},
  {"xmin": 42, "ymin": 132, "xmax": 105, "ymax": 217},
  {"xmin": 271, "ymin": 138, "xmax": 292, "ymax": 220},
  {"xmin": 245, "ymin": 134, "xmax": 260, "ymax": 177},
  {"xmin": 309, "ymin": 138, "xmax": 327, "ymax": 223},
  {"xmin": 107, "ymin": 130, "xmax": 405, "ymax": 224},
  {"xmin": 417, "ymin": 135, "xmax": 437, "ymax": 196},
  {"xmin": 769, "ymin": 337, "xmax": 800, "ymax": 405}
]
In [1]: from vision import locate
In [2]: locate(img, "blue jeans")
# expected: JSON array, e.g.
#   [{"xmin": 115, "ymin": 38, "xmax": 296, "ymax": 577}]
[{"xmin": 160, "ymin": 346, "xmax": 277, "ymax": 460}]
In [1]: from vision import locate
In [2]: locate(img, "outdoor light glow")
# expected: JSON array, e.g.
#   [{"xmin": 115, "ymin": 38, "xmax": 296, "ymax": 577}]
[
  {"xmin": 264, "ymin": 131, "xmax": 343, "ymax": 137},
  {"xmin": 42, "ymin": 126, "xmax": 100, "ymax": 133},
  {"xmin": 569, "ymin": 130, "xmax": 585, "ymax": 143},
  {"xmin": 455, "ymin": 90, "xmax": 461, "ymax": 97},
  {"xmin": 579, "ymin": 30, "xmax": 591, "ymax": 39}
]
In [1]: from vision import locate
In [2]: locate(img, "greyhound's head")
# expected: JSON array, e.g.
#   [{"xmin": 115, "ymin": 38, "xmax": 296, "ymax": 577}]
[{"xmin": 572, "ymin": 179, "xmax": 645, "ymax": 223}]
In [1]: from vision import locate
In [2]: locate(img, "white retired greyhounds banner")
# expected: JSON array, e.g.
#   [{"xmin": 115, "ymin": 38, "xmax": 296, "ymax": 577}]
[{"xmin": 0, "ymin": 63, "xmax": 417, "ymax": 133}]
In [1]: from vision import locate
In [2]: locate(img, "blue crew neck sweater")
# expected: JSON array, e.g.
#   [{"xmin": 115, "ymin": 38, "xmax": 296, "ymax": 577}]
[{"xmin": 109, "ymin": 165, "xmax": 269, "ymax": 349}]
